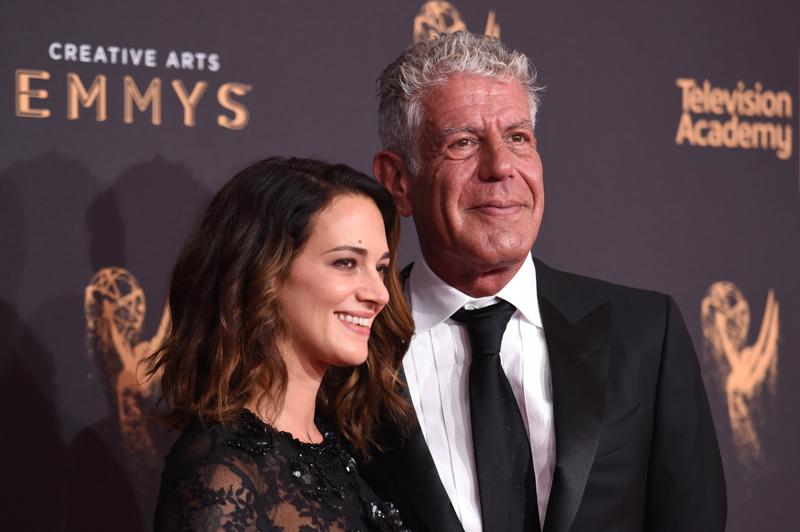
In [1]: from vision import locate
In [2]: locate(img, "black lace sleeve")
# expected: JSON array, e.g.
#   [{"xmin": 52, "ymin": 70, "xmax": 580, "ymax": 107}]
[
  {"xmin": 154, "ymin": 412, "xmax": 409, "ymax": 532},
  {"xmin": 154, "ymin": 428, "xmax": 274, "ymax": 532},
  {"xmin": 157, "ymin": 462, "xmax": 262, "ymax": 531}
]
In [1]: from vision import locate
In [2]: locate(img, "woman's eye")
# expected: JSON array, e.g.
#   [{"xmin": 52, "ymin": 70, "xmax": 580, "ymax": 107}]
[
  {"xmin": 376, "ymin": 264, "xmax": 389, "ymax": 276},
  {"xmin": 335, "ymin": 259, "xmax": 356, "ymax": 268}
]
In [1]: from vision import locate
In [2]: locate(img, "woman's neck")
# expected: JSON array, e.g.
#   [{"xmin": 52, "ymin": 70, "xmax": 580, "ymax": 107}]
[
  {"xmin": 250, "ymin": 349, "xmax": 327, "ymax": 444},
  {"xmin": 272, "ymin": 375, "xmax": 324, "ymax": 443}
]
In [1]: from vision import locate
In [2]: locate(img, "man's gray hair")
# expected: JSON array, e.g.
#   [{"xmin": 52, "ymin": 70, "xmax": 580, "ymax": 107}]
[{"xmin": 377, "ymin": 31, "xmax": 542, "ymax": 176}]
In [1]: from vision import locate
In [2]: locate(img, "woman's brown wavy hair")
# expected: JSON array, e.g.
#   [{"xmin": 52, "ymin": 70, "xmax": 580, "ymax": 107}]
[{"xmin": 143, "ymin": 156, "xmax": 414, "ymax": 457}]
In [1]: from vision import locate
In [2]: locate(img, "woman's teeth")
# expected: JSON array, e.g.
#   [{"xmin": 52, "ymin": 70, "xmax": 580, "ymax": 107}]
[{"xmin": 335, "ymin": 313, "xmax": 369, "ymax": 327}]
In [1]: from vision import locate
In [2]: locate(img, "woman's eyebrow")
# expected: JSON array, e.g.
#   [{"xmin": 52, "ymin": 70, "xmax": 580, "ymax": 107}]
[{"xmin": 325, "ymin": 246, "xmax": 367, "ymax": 255}]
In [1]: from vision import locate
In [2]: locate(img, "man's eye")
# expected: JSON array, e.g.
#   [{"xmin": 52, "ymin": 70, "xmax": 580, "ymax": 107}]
[
  {"xmin": 452, "ymin": 139, "xmax": 472, "ymax": 148},
  {"xmin": 510, "ymin": 134, "xmax": 526, "ymax": 142}
]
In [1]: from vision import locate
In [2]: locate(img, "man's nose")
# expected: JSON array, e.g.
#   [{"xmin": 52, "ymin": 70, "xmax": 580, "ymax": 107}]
[{"xmin": 478, "ymin": 136, "xmax": 514, "ymax": 181}]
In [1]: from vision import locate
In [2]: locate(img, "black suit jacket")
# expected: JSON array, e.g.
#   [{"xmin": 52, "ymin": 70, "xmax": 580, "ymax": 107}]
[{"xmin": 360, "ymin": 258, "xmax": 726, "ymax": 532}]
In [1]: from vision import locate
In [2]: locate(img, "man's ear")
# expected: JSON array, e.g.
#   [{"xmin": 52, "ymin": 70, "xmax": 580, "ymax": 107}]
[{"xmin": 373, "ymin": 151, "xmax": 414, "ymax": 217}]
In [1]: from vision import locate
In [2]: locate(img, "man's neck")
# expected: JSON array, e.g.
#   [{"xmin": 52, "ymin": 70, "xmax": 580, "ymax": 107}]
[{"xmin": 423, "ymin": 253, "xmax": 526, "ymax": 298}]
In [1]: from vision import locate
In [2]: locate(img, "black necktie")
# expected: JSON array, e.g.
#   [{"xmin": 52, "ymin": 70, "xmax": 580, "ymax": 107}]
[{"xmin": 451, "ymin": 300, "xmax": 540, "ymax": 532}]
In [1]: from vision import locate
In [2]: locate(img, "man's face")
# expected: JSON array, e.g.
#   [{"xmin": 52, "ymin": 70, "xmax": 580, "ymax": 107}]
[{"xmin": 409, "ymin": 76, "xmax": 544, "ymax": 279}]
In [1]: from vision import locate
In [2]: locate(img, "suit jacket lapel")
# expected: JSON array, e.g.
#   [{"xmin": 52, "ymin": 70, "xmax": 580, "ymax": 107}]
[
  {"xmin": 535, "ymin": 259, "xmax": 612, "ymax": 532},
  {"xmin": 373, "ymin": 412, "xmax": 465, "ymax": 532},
  {"xmin": 381, "ymin": 263, "xmax": 464, "ymax": 532}
]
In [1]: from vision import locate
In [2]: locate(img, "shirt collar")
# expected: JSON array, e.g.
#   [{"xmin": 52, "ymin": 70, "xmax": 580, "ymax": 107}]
[{"xmin": 408, "ymin": 252, "xmax": 542, "ymax": 333}]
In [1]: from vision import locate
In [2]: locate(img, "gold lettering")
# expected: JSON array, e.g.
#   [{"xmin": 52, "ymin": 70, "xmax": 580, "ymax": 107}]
[
  {"xmin": 124, "ymin": 76, "xmax": 162, "ymax": 125},
  {"xmin": 702, "ymin": 79, "xmax": 712, "ymax": 113},
  {"xmin": 15, "ymin": 69, "xmax": 51, "ymax": 118},
  {"xmin": 723, "ymin": 88, "xmax": 737, "ymax": 115},
  {"xmin": 67, "ymin": 73, "xmax": 107, "ymax": 121},
  {"xmin": 675, "ymin": 112, "xmax": 694, "ymax": 145},
  {"xmin": 676, "ymin": 78, "xmax": 696, "ymax": 112},
  {"xmin": 776, "ymin": 91, "xmax": 792, "ymax": 118},
  {"xmin": 694, "ymin": 119, "xmax": 709, "ymax": 147},
  {"xmin": 707, "ymin": 120, "xmax": 722, "ymax": 147},
  {"xmin": 171, "ymin": 80, "xmax": 208, "ymax": 127},
  {"xmin": 217, "ymin": 83, "xmax": 251, "ymax": 130},
  {"xmin": 751, "ymin": 122, "xmax": 775, "ymax": 149},
  {"xmin": 761, "ymin": 90, "xmax": 778, "ymax": 118},
  {"xmin": 737, "ymin": 121, "xmax": 752, "ymax": 148},
  {"xmin": 776, "ymin": 125, "xmax": 791, "ymax": 160},
  {"xmin": 709, "ymin": 88, "xmax": 724, "ymax": 114},
  {"xmin": 754, "ymin": 82, "xmax": 763, "ymax": 116},
  {"xmin": 742, "ymin": 89, "xmax": 756, "ymax": 116},
  {"xmin": 736, "ymin": 81, "xmax": 746, "ymax": 114},
  {"xmin": 675, "ymin": 79, "xmax": 792, "ymax": 160},
  {"xmin": 722, "ymin": 115, "xmax": 738, "ymax": 148},
  {"xmin": 690, "ymin": 86, "xmax": 704, "ymax": 114}
]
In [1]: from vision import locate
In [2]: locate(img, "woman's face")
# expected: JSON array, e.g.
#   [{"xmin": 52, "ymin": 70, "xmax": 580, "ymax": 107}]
[{"xmin": 278, "ymin": 194, "xmax": 391, "ymax": 379}]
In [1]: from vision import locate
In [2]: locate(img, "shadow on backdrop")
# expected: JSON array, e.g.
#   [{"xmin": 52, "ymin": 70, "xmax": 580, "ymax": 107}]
[
  {"xmin": 72, "ymin": 155, "xmax": 212, "ymax": 530},
  {"xmin": 0, "ymin": 159, "xmax": 68, "ymax": 530},
  {"xmin": 0, "ymin": 152, "xmax": 211, "ymax": 530}
]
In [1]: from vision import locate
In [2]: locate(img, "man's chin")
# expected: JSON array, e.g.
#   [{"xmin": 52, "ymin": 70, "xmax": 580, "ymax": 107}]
[
  {"xmin": 468, "ymin": 233, "xmax": 534, "ymax": 260},
  {"xmin": 447, "ymin": 245, "xmax": 530, "ymax": 273},
  {"xmin": 472, "ymin": 252, "xmax": 529, "ymax": 274}
]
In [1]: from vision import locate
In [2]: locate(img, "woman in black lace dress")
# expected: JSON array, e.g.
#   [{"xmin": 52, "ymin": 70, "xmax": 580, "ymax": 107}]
[{"xmin": 144, "ymin": 157, "xmax": 415, "ymax": 532}]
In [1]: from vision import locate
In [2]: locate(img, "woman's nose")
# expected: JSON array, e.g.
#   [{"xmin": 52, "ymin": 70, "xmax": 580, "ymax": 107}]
[{"xmin": 357, "ymin": 269, "xmax": 390, "ymax": 307}]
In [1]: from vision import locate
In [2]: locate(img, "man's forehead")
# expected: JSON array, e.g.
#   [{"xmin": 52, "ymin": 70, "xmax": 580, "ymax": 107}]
[{"xmin": 423, "ymin": 77, "xmax": 531, "ymax": 128}]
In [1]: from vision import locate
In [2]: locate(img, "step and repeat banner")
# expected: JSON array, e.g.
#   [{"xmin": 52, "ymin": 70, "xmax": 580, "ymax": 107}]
[{"xmin": 1, "ymin": 1, "xmax": 798, "ymax": 529}]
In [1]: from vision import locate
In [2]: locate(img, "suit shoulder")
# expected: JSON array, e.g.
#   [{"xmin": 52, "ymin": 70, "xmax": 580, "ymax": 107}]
[{"xmin": 535, "ymin": 258, "xmax": 670, "ymax": 313}]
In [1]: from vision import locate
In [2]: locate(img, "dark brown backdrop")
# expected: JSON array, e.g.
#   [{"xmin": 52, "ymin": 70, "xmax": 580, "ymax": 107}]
[{"xmin": 1, "ymin": 1, "xmax": 798, "ymax": 529}]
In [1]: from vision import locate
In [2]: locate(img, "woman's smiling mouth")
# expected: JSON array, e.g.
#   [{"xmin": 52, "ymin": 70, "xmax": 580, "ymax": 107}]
[{"xmin": 335, "ymin": 312, "xmax": 372, "ymax": 328}]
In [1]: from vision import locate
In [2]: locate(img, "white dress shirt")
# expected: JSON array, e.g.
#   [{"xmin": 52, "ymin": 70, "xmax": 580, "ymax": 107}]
[{"xmin": 403, "ymin": 253, "xmax": 555, "ymax": 532}]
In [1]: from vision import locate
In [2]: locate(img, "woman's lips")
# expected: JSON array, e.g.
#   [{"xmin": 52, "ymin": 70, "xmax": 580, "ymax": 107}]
[{"xmin": 335, "ymin": 312, "xmax": 372, "ymax": 336}]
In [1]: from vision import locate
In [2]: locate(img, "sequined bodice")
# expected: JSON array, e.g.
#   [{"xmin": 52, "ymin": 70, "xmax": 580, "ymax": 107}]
[{"xmin": 154, "ymin": 410, "xmax": 408, "ymax": 532}]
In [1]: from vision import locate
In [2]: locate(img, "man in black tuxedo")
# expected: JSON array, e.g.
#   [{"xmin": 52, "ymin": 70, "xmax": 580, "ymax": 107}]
[{"xmin": 362, "ymin": 31, "xmax": 726, "ymax": 532}]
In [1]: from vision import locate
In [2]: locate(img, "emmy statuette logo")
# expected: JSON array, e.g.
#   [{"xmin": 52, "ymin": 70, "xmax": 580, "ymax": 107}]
[
  {"xmin": 413, "ymin": 1, "xmax": 500, "ymax": 43},
  {"xmin": 701, "ymin": 281, "xmax": 779, "ymax": 470},
  {"xmin": 85, "ymin": 267, "xmax": 169, "ymax": 468}
]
